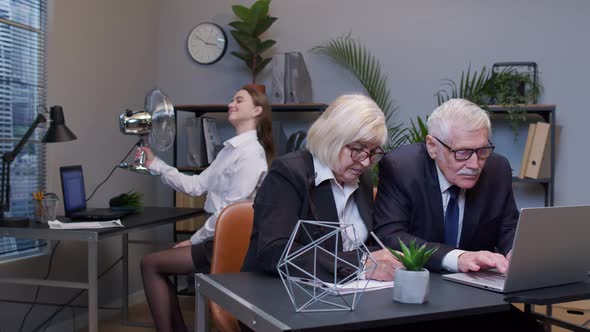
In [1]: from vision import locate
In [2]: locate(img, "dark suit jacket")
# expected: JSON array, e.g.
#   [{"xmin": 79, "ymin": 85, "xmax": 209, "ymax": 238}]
[
  {"xmin": 242, "ymin": 150, "xmax": 379, "ymax": 281},
  {"xmin": 374, "ymin": 143, "xmax": 518, "ymax": 271}
]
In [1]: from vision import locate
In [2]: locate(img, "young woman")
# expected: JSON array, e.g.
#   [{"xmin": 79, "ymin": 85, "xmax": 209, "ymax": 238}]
[{"xmin": 139, "ymin": 86, "xmax": 274, "ymax": 332}]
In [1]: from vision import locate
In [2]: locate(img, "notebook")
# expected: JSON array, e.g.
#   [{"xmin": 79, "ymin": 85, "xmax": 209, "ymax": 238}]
[
  {"xmin": 60, "ymin": 165, "xmax": 131, "ymax": 221},
  {"xmin": 443, "ymin": 205, "xmax": 590, "ymax": 293}
]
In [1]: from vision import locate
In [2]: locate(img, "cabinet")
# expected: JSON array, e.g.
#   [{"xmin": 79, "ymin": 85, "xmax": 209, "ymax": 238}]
[
  {"xmin": 171, "ymin": 103, "xmax": 327, "ymax": 239},
  {"xmin": 486, "ymin": 104, "xmax": 556, "ymax": 206}
]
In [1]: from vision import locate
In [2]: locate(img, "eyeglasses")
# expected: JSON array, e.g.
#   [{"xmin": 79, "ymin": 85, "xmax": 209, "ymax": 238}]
[
  {"xmin": 346, "ymin": 145, "xmax": 385, "ymax": 164},
  {"xmin": 433, "ymin": 136, "xmax": 495, "ymax": 161}
]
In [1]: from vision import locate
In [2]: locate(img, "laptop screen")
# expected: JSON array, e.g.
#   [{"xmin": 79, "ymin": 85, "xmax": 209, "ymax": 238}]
[{"xmin": 60, "ymin": 165, "xmax": 87, "ymax": 215}]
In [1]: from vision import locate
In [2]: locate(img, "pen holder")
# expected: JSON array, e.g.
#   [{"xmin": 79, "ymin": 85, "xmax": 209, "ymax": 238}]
[
  {"xmin": 33, "ymin": 199, "xmax": 45, "ymax": 223},
  {"xmin": 42, "ymin": 198, "xmax": 58, "ymax": 222}
]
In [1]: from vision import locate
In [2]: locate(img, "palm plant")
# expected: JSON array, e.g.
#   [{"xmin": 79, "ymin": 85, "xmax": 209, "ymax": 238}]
[
  {"xmin": 407, "ymin": 115, "xmax": 429, "ymax": 144},
  {"xmin": 311, "ymin": 34, "xmax": 406, "ymax": 151},
  {"xmin": 436, "ymin": 65, "xmax": 491, "ymax": 106}
]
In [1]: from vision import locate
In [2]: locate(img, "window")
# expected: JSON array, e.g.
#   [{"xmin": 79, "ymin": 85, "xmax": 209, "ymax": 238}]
[{"xmin": 0, "ymin": 0, "xmax": 48, "ymax": 261}]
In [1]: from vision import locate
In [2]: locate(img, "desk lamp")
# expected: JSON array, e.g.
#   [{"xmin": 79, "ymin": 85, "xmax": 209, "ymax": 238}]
[{"xmin": 0, "ymin": 106, "xmax": 77, "ymax": 226}]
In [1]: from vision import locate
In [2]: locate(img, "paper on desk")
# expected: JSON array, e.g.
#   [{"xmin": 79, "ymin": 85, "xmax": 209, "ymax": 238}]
[
  {"xmin": 289, "ymin": 276, "xmax": 394, "ymax": 295},
  {"xmin": 47, "ymin": 219, "xmax": 124, "ymax": 229}
]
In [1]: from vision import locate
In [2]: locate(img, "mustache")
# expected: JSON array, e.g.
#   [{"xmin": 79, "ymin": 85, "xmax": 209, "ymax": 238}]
[{"xmin": 457, "ymin": 168, "xmax": 481, "ymax": 176}]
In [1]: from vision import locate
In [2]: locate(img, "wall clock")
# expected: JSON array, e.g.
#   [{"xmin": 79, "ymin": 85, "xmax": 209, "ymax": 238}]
[{"xmin": 187, "ymin": 22, "xmax": 228, "ymax": 65}]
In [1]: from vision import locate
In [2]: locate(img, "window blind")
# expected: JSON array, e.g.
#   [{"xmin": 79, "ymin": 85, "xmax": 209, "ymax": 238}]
[{"xmin": 0, "ymin": 0, "xmax": 48, "ymax": 261}]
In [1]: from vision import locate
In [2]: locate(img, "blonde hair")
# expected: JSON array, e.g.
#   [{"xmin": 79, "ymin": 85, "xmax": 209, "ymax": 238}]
[
  {"xmin": 307, "ymin": 94, "xmax": 387, "ymax": 170},
  {"xmin": 427, "ymin": 98, "xmax": 491, "ymax": 141}
]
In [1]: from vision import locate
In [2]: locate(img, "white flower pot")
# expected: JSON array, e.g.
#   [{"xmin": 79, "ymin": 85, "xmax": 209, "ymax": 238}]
[{"xmin": 393, "ymin": 267, "xmax": 430, "ymax": 304}]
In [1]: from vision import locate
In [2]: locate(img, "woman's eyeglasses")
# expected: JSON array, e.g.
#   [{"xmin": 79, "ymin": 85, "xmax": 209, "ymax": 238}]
[{"xmin": 346, "ymin": 145, "xmax": 385, "ymax": 164}]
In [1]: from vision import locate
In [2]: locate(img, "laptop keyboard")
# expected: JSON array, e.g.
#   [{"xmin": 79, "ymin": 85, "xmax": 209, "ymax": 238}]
[{"xmin": 470, "ymin": 271, "xmax": 506, "ymax": 287}]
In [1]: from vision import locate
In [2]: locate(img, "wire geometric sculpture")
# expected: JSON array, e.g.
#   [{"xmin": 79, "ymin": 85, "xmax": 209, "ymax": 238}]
[{"xmin": 277, "ymin": 220, "xmax": 376, "ymax": 312}]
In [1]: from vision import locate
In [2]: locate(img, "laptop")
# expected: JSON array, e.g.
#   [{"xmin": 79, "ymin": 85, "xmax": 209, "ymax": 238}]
[
  {"xmin": 60, "ymin": 165, "xmax": 131, "ymax": 221},
  {"xmin": 443, "ymin": 205, "xmax": 590, "ymax": 293}
]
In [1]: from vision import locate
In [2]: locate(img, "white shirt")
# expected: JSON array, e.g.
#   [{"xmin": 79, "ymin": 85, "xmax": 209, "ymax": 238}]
[
  {"xmin": 313, "ymin": 156, "xmax": 368, "ymax": 251},
  {"xmin": 149, "ymin": 130, "xmax": 267, "ymax": 245},
  {"xmin": 436, "ymin": 164, "xmax": 467, "ymax": 272}
]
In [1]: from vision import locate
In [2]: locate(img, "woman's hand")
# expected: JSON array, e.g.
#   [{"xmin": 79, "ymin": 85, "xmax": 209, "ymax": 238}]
[
  {"xmin": 135, "ymin": 146, "xmax": 155, "ymax": 168},
  {"xmin": 365, "ymin": 248, "xmax": 403, "ymax": 281},
  {"xmin": 173, "ymin": 240, "xmax": 192, "ymax": 249}
]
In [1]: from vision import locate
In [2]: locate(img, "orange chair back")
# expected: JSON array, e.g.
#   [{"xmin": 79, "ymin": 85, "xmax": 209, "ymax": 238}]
[{"xmin": 209, "ymin": 201, "xmax": 254, "ymax": 332}]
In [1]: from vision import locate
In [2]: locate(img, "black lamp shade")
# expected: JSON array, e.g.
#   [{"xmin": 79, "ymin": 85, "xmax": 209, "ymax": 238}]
[{"xmin": 42, "ymin": 105, "xmax": 77, "ymax": 143}]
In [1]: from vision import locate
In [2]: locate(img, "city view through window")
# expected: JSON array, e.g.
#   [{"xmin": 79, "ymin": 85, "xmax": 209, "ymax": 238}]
[{"xmin": 0, "ymin": 0, "xmax": 47, "ymax": 259}]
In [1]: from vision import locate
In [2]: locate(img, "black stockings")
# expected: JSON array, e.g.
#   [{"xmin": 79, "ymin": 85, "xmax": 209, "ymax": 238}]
[{"xmin": 140, "ymin": 244, "xmax": 198, "ymax": 332}]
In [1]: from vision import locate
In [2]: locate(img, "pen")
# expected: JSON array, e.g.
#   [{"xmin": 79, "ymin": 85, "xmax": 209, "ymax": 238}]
[
  {"xmin": 370, "ymin": 231, "xmax": 388, "ymax": 250},
  {"xmin": 370, "ymin": 231, "xmax": 400, "ymax": 258}
]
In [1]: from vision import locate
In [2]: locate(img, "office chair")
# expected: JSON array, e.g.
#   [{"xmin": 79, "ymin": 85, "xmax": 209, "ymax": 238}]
[{"xmin": 208, "ymin": 201, "xmax": 254, "ymax": 332}]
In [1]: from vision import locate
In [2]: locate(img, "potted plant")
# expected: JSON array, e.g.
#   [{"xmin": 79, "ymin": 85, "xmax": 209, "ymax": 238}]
[
  {"xmin": 388, "ymin": 239, "xmax": 438, "ymax": 304},
  {"xmin": 436, "ymin": 65, "xmax": 543, "ymax": 141},
  {"xmin": 229, "ymin": 0, "xmax": 277, "ymax": 91}
]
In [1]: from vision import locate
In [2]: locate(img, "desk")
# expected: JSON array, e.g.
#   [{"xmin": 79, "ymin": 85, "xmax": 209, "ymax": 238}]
[
  {"xmin": 0, "ymin": 206, "xmax": 203, "ymax": 332},
  {"xmin": 505, "ymin": 280, "xmax": 590, "ymax": 332},
  {"xmin": 194, "ymin": 272, "xmax": 511, "ymax": 332}
]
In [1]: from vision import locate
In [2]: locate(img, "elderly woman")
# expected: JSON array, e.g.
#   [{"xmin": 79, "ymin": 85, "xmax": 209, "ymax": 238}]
[{"xmin": 242, "ymin": 94, "xmax": 401, "ymax": 282}]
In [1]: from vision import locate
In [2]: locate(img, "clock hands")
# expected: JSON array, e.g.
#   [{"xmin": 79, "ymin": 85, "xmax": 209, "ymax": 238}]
[{"xmin": 195, "ymin": 34, "xmax": 216, "ymax": 46}]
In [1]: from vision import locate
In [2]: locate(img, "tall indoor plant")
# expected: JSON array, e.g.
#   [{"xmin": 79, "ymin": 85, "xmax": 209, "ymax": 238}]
[
  {"xmin": 312, "ymin": 34, "xmax": 406, "ymax": 151},
  {"xmin": 229, "ymin": 0, "xmax": 277, "ymax": 89}
]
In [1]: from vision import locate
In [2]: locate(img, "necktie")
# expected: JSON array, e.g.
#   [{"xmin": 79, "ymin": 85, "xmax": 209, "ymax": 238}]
[{"xmin": 444, "ymin": 185, "xmax": 460, "ymax": 247}]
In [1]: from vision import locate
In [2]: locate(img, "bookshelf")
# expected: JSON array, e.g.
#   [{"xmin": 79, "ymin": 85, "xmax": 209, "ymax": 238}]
[
  {"xmin": 485, "ymin": 104, "xmax": 556, "ymax": 206},
  {"xmin": 172, "ymin": 103, "xmax": 327, "ymax": 239}
]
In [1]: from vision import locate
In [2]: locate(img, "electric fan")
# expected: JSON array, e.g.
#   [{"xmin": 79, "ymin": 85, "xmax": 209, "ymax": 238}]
[{"xmin": 118, "ymin": 88, "xmax": 175, "ymax": 175}]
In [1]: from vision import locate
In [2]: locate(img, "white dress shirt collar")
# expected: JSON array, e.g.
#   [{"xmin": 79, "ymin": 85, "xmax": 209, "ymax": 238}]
[
  {"xmin": 224, "ymin": 130, "xmax": 258, "ymax": 149},
  {"xmin": 312, "ymin": 156, "xmax": 359, "ymax": 190},
  {"xmin": 435, "ymin": 163, "xmax": 454, "ymax": 194}
]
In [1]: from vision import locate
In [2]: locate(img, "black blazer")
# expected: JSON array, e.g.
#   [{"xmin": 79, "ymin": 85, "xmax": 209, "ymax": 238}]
[
  {"xmin": 374, "ymin": 143, "xmax": 518, "ymax": 271},
  {"xmin": 242, "ymin": 150, "xmax": 379, "ymax": 281}
]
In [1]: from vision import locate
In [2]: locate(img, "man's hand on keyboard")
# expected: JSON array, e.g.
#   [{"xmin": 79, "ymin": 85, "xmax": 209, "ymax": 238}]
[{"xmin": 458, "ymin": 251, "xmax": 509, "ymax": 274}]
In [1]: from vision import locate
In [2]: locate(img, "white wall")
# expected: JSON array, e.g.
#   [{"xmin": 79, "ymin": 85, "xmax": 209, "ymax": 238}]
[
  {"xmin": 158, "ymin": 0, "xmax": 590, "ymax": 207},
  {"xmin": 0, "ymin": 1, "xmax": 167, "ymax": 330}
]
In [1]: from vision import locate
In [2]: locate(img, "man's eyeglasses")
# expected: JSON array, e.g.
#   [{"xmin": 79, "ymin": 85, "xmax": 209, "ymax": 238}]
[
  {"xmin": 346, "ymin": 145, "xmax": 385, "ymax": 164},
  {"xmin": 433, "ymin": 136, "xmax": 495, "ymax": 161}
]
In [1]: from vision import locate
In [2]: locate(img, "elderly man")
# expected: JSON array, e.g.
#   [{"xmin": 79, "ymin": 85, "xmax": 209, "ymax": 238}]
[{"xmin": 375, "ymin": 98, "xmax": 517, "ymax": 273}]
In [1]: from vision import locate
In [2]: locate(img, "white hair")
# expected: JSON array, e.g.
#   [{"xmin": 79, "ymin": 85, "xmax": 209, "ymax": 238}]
[
  {"xmin": 427, "ymin": 98, "xmax": 491, "ymax": 141},
  {"xmin": 307, "ymin": 94, "xmax": 387, "ymax": 170}
]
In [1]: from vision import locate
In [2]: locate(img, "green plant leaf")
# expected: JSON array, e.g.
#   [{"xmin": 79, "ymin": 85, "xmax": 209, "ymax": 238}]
[
  {"xmin": 253, "ymin": 17, "xmax": 277, "ymax": 36},
  {"xmin": 408, "ymin": 115, "xmax": 428, "ymax": 143},
  {"xmin": 247, "ymin": 0, "xmax": 269, "ymax": 28},
  {"xmin": 230, "ymin": 50, "xmax": 252, "ymax": 63},
  {"xmin": 232, "ymin": 5, "xmax": 250, "ymax": 21},
  {"xmin": 254, "ymin": 57, "xmax": 272, "ymax": 76},
  {"xmin": 230, "ymin": 30, "xmax": 258, "ymax": 53},
  {"xmin": 256, "ymin": 39, "xmax": 275, "ymax": 54},
  {"xmin": 389, "ymin": 238, "xmax": 438, "ymax": 271},
  {"xmin": 229, "ymin": 21, "xmax": 255, "ymax": 35}
]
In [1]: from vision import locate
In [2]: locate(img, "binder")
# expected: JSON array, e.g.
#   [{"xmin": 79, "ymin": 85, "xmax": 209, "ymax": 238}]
[
  {"xmin": 517, "ymin": 123, "xmax": 536, "ymax": 179},
  {"xmin": 202, "ymin": 117, "xmax": 223, "ymax": 165},
  {"xmin": 525, "ymin": 122, "xmax": 551, "ymax": 179}
]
